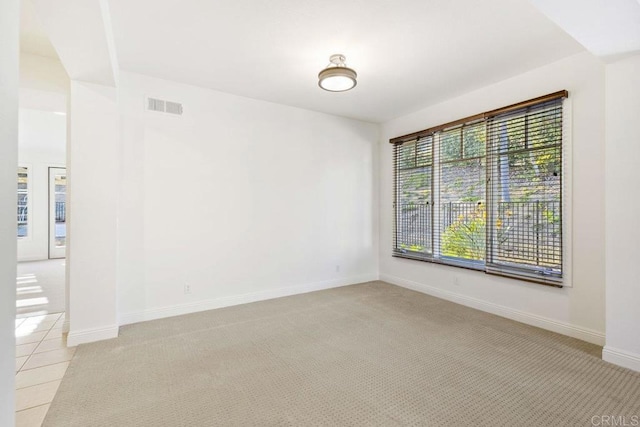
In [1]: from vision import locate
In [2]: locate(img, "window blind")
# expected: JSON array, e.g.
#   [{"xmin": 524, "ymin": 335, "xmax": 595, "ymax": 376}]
[
  {"xmin": 391, "ymin": 91, "xmax": 567, "ymax": 286},
  {"xmin": 485, "ymin": 99, "xmax": 563, "ymax": 284},
  {"xmin": 393, "ymin": 136, "xmax": 433, "ymax": 260},
  {"xmin": 436, "ymin": 122, "xmax": 486, "ymax": 270}
]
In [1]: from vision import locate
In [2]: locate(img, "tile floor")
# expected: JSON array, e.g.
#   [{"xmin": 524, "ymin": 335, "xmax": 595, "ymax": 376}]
[
  {"xmin": 16, "ymin": 260, "xmax": 66, "ymax": 318},
  {"xmin": 15, "ymin": 312, "xmax": 75, "ymax": 427}
]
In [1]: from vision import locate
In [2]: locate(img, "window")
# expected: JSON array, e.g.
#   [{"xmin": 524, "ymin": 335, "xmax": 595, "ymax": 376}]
[
  {"xmin": 17, "ymin": 167, "xmax": 29, "ymax": 238},
  {"xmin": 392, "ymin": 92, "xmax": 566, "ymax": 286}
]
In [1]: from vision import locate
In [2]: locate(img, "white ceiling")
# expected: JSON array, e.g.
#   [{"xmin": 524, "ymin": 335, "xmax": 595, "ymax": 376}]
[
  {"xmin": 106, "ymin": 0, "xmax": 584, "ymax": 123},
  {"xmin": 529, "ymin": 0, "xmax": 640, "ymax": 62}
]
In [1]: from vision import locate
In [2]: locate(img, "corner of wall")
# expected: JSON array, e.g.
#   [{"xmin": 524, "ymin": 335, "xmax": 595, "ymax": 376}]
[
  {"xmin": 67, "ymin": 324, "xmax": 119, "ymax": 347},
  {"xmin": 602, "ymin": 346, "xmax": 640, "ymax": 373},
  {"xmin": 0, "ymin": 1, "xmax": 19, "ymax": 424}
]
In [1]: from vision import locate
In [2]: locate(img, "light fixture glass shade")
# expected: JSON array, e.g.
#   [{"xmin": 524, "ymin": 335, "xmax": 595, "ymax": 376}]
[{"xmin": 318, "ymin": 54, "xmax": 357, "ymax": 92}]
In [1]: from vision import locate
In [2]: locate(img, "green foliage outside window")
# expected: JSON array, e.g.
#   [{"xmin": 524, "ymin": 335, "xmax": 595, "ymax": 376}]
[{"xmin": 441, "ymin": 204, "xmax": 486, "ymax": 261}]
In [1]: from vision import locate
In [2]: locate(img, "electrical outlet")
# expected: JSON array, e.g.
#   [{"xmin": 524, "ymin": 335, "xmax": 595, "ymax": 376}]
[{"xmin": 184, "ymin": 284, "xmax": 191, "ymax": 295}]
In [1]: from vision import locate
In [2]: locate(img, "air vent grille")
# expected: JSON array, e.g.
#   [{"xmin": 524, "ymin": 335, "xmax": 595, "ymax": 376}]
[
  {"xmin": 146, "ymin": 97, "xmax": 183, "ymax": 116},
  {"xmin": 147, "ymin": 98, "xmax": 165, "ymax": 112},
  {"xmin": 165, "ymin": 101, "xmax": 183, "ymax": 115}
]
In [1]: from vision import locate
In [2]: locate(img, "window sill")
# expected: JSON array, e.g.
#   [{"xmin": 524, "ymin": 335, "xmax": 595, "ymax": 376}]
[{"xmin": 392, "ymin": 252, "xmax": 563, "ymax": 288}]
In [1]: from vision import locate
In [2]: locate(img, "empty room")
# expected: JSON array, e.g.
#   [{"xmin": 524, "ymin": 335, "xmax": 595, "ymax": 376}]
[{"xmin": 1, "ymin": 0, "xmax": 640, "ymax": 426}]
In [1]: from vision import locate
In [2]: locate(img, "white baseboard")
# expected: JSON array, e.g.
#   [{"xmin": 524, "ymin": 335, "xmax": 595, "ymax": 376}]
[
  {"xmin": 119, "ymin": 274, "xmax": 378, "ymax": 326},
  {"xmin": 67, "ymin": 324, "xmax": 119, "ymax": 346},
  {"xmin": 17, "ymin": 256, "xmax": 49, "ymax": 263},
  {"xmin": 603, "ymin": 346, "xmax": 640, "ymax": 372},
  {"xmin": 380, "ymin": 273, "xmax": 605, "ymax": 346}
]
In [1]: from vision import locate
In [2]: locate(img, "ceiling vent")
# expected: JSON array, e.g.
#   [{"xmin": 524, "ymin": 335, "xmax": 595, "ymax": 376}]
[{"xmin": 146, "ymin": 97, "xmax": 183, "ymax": 116}]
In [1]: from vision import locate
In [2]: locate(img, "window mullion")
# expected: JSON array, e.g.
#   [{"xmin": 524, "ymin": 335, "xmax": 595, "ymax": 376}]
[
  {"xmin": 486, "ymin": 120, "xmax": 497, "ymax": 268},
  {"xmin": 433, "ymin": 132, "xmax": 441, "ymax": 260}
]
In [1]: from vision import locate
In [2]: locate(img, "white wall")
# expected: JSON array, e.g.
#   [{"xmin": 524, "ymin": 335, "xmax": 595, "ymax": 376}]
[
  {"xmin": 604, "ymin": 54, "xmax": 640, "ymax": 371},
  {"xmin": 67, "ymin": 81, "xmax": 119, "ymax": 346},
  {"xmin": 379, "ymin": 52, "xmax": 606, "ymax": 345},
  {"xmin": 0, "ymin": 0, "xmax": 19, "ymax": 424},
  {"xmin": 116, "ymin": 71, "xmax": 379, "ymax": 324},
  {"xmin": 18, "ymin": 108, "xmax": 66, "ymax": 261}
]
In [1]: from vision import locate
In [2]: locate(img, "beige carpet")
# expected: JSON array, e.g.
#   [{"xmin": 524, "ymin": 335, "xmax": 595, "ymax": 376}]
[{"xmin": 44, "ymin": 282, "xmax": 640, "ymax": 426}]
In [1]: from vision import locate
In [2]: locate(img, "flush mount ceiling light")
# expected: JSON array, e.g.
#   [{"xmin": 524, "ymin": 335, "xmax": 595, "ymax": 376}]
[{"xmin": 318, "ymin": 54, "xmax": 357, "ymax": 92}]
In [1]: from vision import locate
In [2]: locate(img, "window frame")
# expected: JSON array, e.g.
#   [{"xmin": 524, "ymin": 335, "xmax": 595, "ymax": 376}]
[
  {"xmin": 391, "ymin": 92, "xmax": 571, "ymax": 288},
  {"xmin": 17, "ymin": 164, "xmax": 31, "ymax": 240}
]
